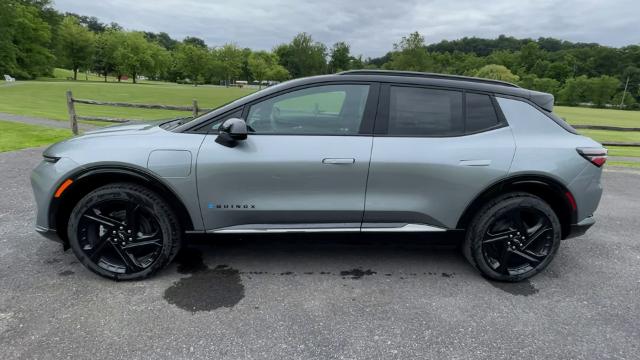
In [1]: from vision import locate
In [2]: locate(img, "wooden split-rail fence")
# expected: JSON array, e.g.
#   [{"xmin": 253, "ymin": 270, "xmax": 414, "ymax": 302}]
[{"xmin": 65, "ymin": 90, "xmax": 213, "ymax": 134}]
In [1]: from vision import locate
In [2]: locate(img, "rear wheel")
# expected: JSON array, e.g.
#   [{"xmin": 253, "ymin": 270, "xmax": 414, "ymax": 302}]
[
  {"xmin": 68, "ymin": 183, "xmax": 181, "ymax": 280},
  {"xmin": 463, "ymin": 192, "xmax": 561, "ymax": 282}
]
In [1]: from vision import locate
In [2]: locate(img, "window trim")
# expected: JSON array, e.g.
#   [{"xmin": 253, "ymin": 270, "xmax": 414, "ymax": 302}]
[
  {"xmin": 374, "ymin": 83, "xmax": 509, "ymax": 138},
  {"xmin": 240, "ymin": 81, "xmax": 380, "ymax": 136},
  {"xmin": 463, "ymin": 91, "xmax": 508, "ymax": 136},
  {"xmin": 189, "ymin": 107, "xmax": 245, "ymax": 134}
]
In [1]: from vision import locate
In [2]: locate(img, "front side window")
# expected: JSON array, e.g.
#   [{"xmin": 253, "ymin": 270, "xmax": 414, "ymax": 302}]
[
  {"xmin": 246, "ymin": 84, "xmax": 370, "ymax": 135},
  {"xmin": 388, "ymin": 86, "xmax": 463, "ymax": 136}
]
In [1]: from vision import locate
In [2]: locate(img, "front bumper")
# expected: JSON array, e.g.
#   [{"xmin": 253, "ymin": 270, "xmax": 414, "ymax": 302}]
[
  {"xmin": 565, "ymin": 216, "xmax": 595, "ymax": 239},
  {"xmin": 36, "ymin": 225, "xmax": 63, "ymax": 243},
  {"xmin": 31, "ymin": 157, "xmax": 81, "ymax": 232}
]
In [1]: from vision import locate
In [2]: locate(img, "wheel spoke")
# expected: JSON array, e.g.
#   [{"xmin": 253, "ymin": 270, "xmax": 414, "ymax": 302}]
[
  {"xmin": 82, "ymin": 212, "xmax": 123, "ymax": 229},
  {"xmin": 521, "ymin": 225, "xmax": 553, "ymax": 250},
  {"xmin": 511, "ymin": 249, "xmax": 542, "ymax": 264},
  {"xmin": 112, "ymin": 244, "xmax": 144, "ymax": 272},
  {"xmin": 495, "ymin": 246, "xmax": 511, "ymax": 274},
  {"xmin": 483, "ymin": 229, "xmax": 516, "ymax": 244},
  {"xmin": 125, "ymin": 203, "xmax": 141, "ymax": 233},
  {"xmin": 123, "ymin": 238, "xmax": 162, "ymax": 249},
  {"xmin": 88, "ymin": 234, "xmax": 110, "ymax": 260},
  {"xmin": 509, "ymin": 209, "xmax": 529, "ymax": 236}
]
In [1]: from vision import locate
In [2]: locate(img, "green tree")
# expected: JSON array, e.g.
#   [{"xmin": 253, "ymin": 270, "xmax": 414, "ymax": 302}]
[
  {"xmin": 585, "ymin": 75, "xmax": 620, "ymax": 107},
  {"xmin": 612, "ymin": 91, "xmax": 637, "ymax": 109},
  {"xmin": 475, "ymin": 64, "xmax": 519, "ymax": 83},
  {"xmin": 248, "ymin": 51, "xmax": 276, "ymax": 88},
  {"xmin": 58, "ymin": 16, "xmax": 95, "ymax": 80},
  {"xmin": 0, "ymin": 1, "xmax": 19, "ymax": 77},
  {"xmin": 545, "ymin": 61, "xmax": 572, "ymax": 83},
  {"xmin": 240, "ymin": 47, "xmax": 253, "ymax": 82},
  {"xmin": 275, "ymin": 33, "xmax": 327, "ymax": 78},
  {"xmin": 183, "ymin": 36, "xmax": 207, "ymax": 48},
  {"xmin": 384, "ymin": 31, "xmax": 433, "ymax": 72},
  {"xmin": 533, "ymin": 77, "xmax": 560, "ymax": 97},
  {"xmin": 1, "ymin": 1, "xmax": 55, "ymax": 79},
  {"xmin": 213, "ymin": 44, "xmax": 243, "ymax": 85},
  {"xmin": 174, "ymin": 43, "xmax": 209, "ymax": 85},
  {"xmin": 92, "ymin": 29, "xmax": 123, "ymax": 81},
  {"xmin": 267, "ymin": 64, "xmax": 290, "ymax": 82},
  {"xmin": 329, "ymin": 41, "xmax": 351, "ymax": 72},
  {"xmin": 148, "ymin": 42, "xmax": 171, "ymax": 80},
  {"xmin": 518, "ymin": 42, "xmax": 545, "ymax": 72},
  {"xmin": 114, "ymin": 31, "xmax": 153, "ymax": 83},
  {"xmin": 558, "ymin": 76, "xmax": 590, "ymax": 105}
]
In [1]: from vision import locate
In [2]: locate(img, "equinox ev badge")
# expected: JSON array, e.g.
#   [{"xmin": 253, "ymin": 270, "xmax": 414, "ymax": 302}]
[{"xmin": 208, "ymin": 203, "xmax": 256, "ymax": 209}]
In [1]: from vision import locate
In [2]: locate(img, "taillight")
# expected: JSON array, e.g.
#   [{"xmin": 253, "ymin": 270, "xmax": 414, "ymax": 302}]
[{"xmin": 577, "ymin": 147, "xmax": 608, "ymax": 167}]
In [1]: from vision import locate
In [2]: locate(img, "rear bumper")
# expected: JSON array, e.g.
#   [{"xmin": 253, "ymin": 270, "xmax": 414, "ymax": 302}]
[{"xmin": 565, "ymin": 216, "xmax": 595, "ymax": 239}]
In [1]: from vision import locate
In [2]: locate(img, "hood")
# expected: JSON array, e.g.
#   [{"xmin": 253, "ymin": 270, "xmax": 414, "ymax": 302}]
[
  {"xmin": 42, "ymin": 120, "xmax": 165, "ymax": 158},
  {"xmin": 82, "ymin": 120, "xmax": 162, "ymax": 135}
]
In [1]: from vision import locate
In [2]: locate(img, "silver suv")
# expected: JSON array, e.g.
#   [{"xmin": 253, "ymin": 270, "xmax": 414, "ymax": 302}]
[{"xmin": 31, "ymin": 70, "xmax": 606, "ymax": 281}]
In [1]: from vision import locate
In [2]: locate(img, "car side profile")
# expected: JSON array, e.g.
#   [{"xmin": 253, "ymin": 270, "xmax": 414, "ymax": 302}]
[{"xmin": 31, "ymin": 70, "xmax": 606, "ymax": 281}]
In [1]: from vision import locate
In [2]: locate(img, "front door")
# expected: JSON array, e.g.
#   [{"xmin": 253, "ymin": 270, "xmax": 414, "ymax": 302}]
[{"xmin": 196, "ymin": 83, "xmax": 378, "ymax": 232}]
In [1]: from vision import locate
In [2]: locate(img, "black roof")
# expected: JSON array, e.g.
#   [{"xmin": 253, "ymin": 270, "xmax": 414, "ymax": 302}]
[{"xmin": 177, "ymin": 70, "xmax": 555, "ymax": 132}]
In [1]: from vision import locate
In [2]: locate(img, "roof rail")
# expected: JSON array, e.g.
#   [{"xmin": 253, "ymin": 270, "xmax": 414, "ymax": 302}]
[{"xmin": 338, "ymin": 70, "xmax": 520, "ymax": 88}]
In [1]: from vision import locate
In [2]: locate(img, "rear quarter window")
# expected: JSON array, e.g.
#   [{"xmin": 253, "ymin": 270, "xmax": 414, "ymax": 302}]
[{"xmin": 465, "ymin": 93, "xmax": 500, "ymax": 133}]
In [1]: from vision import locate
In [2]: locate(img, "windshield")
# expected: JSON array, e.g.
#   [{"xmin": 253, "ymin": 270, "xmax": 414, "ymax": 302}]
[{"xmin": 172, "ymin": 80, "xmax": 302, "ymax": 132}]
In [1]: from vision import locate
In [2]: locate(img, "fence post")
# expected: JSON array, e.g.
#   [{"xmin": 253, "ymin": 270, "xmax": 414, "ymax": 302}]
[
  {"xmin": 192, "ymin": 99, "xmax": 199, "ymax": 118},
  {"xmin": 66, "ymin": 90, "xmax": 78, "ymax": 135}
]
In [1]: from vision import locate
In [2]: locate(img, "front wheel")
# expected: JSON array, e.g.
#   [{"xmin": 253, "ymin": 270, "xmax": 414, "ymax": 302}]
[
  {"xmin": 463, "ymin": 192, "xmax": 561, "ymax": 282},
  {"xmin": 68, "ymin": 183, "xmax": 182, "ymax": 280}
]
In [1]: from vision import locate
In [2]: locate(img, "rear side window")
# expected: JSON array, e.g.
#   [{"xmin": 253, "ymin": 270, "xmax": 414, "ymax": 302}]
[
  {"xmin": 465, "ymin": 93, "xmax": 500, "ymax": 133},
  {"xmin": 388, "ymin": 86, "xmax": 463, "ymax": 136}
]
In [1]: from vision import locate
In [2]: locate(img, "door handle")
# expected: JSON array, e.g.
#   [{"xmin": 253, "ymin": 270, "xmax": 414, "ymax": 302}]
[
  {"xmin": 322, "ymin": 158, "xmax": 355, "ymax": 165},
  {"xmin": 459, "ymin": 159, "xmax": 491, "ymax": 167}
]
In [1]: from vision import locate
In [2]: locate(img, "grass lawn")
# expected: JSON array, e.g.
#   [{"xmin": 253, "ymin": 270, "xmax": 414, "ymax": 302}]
[
  {"xmin": 0, "ymin": 120, "xmax": 71, "ymax": 152},
  {"xmin": 555, "ymin": 106, "xmax": 640, "ymax": 128},
  {"xmin": 0, "ymin": 80, "xmax": 255, "ymax": 122},
  {"xmin": 607, "ymin": 146, "xmax": 640, "ymax": 158},
  {"xmin": 577, "ymin": 129, "xmax": 640, "ymax": 143}
]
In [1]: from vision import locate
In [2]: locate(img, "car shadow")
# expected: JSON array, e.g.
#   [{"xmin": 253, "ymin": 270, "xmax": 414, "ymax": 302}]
[{"xmin": 179, "ymin": 232, "xmax": 468, "ymax": 275}]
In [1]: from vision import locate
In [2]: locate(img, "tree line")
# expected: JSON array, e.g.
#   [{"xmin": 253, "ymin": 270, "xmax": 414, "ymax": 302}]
[{"xmin": 1, "ymin": 0, "xmax": 639, "ymax": 107}]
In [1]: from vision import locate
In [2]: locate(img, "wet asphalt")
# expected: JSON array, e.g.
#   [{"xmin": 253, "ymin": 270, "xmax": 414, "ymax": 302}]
[{"xmin": 1, "ymin": 147, "xmax": 639, "ymax": 359}]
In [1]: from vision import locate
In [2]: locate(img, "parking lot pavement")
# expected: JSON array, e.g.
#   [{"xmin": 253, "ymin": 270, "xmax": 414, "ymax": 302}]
[{"xmin": 1, "ymin": 147, "xmax": 639, "ymax": 360}]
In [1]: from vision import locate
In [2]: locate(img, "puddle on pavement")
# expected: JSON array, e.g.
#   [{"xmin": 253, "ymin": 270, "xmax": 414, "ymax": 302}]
[
  {"xmin": 163, "ymin": 247, "xmax": 466, "ymax": 312},
  {"xmin": 164, "ymin": 248, "xmax": 245, "ymax": 313},
  {"xmin": 340, "ymin": 268, "xmax": 377, "ymax": 279}
]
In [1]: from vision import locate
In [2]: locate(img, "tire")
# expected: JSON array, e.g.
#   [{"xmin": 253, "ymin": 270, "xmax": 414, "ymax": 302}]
[
  {"xmin": 67, "ymin": 182, "xmax": 182, "ymax": 280},
  {"xmin": 463, "ymin": 192, "xmax": 561, "ymax": 282}
]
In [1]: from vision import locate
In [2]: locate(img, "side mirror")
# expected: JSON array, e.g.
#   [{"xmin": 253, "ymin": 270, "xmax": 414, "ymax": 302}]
[{"xmin": 215, "ymin": 118, "xmax": 248, "ymax": 147}]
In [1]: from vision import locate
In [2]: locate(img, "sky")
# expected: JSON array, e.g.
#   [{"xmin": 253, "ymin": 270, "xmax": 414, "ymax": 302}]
[{"xmin": 53, "ymin": 0, "xmax": 638, "ymax": 57}]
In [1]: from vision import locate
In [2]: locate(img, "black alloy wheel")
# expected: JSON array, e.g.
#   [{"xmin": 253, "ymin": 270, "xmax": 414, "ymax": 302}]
[
  {"xmin": 68, "ymin": 183, "xmax": 181, "ymax": 280},
  {"xmin": 482, "ymin": 207, "xmax": 554, "ymax": 276},
  {"xmin": 464, "ymin": 192, "xmax": 561, "ymax": 282}
]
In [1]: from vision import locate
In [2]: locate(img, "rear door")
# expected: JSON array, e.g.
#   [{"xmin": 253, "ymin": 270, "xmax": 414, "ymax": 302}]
[
  {"xmin": 196, "ymin": 82, "xmax": 379, "ymax": 231},
  {"xmin": 363, "ymin": 84, "xmax": 516, "ymax": 230}
]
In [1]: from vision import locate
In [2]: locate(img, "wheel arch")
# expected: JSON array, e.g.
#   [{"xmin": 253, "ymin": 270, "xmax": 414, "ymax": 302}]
[
  {"xmin": 49, "ymin": 165, "xmax": 195, "ymax": 247},
  {"xmin": 456, "ymin": 174, "xmax": 577, "ymax": 239}
]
